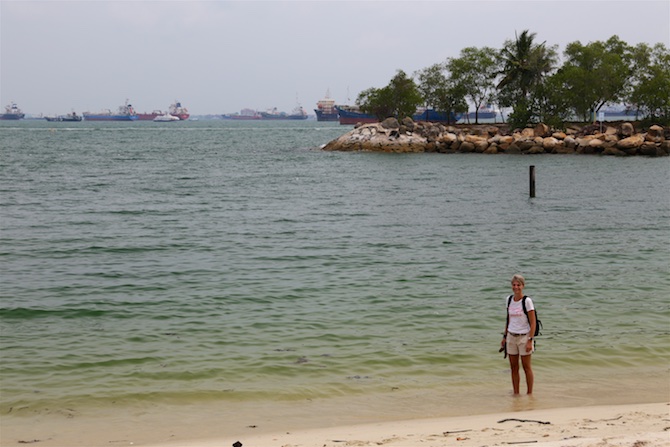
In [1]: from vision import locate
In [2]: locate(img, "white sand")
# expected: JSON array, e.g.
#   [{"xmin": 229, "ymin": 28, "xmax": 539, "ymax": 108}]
[{"xmin": 149, "ymin": 402, "xmax": 669, "ymax": 447}]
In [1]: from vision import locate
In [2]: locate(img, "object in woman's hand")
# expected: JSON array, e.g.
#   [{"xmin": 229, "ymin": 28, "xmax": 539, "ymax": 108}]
[{"xmin": 499, "ymin": 345, "xmax": 507, "ymax": 358}]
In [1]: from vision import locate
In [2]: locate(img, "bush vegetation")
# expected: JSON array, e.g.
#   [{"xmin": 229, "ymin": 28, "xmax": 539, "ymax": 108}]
[{"xmin": 356, "ymin": 31, "xmax": 670, "ymax": 129}]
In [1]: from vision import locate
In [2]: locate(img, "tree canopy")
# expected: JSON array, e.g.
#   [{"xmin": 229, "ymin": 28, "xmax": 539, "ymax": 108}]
[
  {"xmin": 355, "ymin": 31, "xmax": 669, "ymax": 128},
  {"xmin": 356, "ymin": 70, "xmax": 423, "ymax": 121}
]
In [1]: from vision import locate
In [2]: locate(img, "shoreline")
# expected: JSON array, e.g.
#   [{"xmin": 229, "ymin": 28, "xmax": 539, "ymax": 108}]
[
  {"xmin": 322, "ymin": 119, "xmax": 669, "ymax": 156},
  {"xmin": 156, "ymin": 402, "xmax": 670, "ymax": 447},
  {"xmin": 2, "ymin": 384, "xmax": 668, "ymax": 446}
]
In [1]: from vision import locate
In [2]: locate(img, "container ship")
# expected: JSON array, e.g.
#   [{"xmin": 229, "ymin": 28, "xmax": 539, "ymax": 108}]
[
  {"xmin": 83, "ymin": 100, "xmax": 138, "ymax": 121},
  {"xmin": 0, "ymin": 102, "xmax": 25, "ymax": 120},
  {"xmin": 314, "ymin": 91, "xmax": 338, "ymax": 121},
  {"xmin": 137, "ymin": 100, "xmax": 190, "ymax": 121}
]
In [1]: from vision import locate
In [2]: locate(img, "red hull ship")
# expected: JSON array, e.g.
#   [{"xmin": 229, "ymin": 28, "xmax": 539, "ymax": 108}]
[{"xmin": 138, "ymin": 100, "xmax": 189, "ymax": 121}]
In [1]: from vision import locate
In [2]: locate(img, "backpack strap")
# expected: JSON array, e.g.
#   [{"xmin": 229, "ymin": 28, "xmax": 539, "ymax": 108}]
[{"xmin": 506, "ymin": 295, "xmax": 512, "ymax": 330}]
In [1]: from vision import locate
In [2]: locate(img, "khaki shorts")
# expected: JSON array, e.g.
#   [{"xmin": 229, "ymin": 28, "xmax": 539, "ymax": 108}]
[{"xmin": 506, "ymin": 333, "xmax": 534, "ymax": 356}]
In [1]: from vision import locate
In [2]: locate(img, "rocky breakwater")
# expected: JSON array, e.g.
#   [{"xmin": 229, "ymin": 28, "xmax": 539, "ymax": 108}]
[{"xmin": 321, "ymin": 117, "xmax": 670, "ymax": 157}]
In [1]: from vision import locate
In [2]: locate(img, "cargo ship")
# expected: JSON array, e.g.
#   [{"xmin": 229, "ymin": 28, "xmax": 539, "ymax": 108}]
[
  {"xmin": 260, "ymin": 105, "xmax": 308, "ymax": 120},
  {"xmin": 336, "ymin": 106, "xmax": 462, "ymax": 125},
  {"xmin": 464, "ymin": 105, "xmax": 499, "ymax": 121},
  {"xmin": 221, "ymin": 108, "xmax": 262, "ymax": 120},
  {"xmin": 137, "ymin": 110, "xmax": 163, "ymax": 121},
  {"xmin": 45, "ymin": 111, "xmax": 82, "ymax": 122},
  {"xmin": 137, "ymin": 100, "xmax": 190, "ymax": 121},
  {"xmin": 314, "ymin": 91, "xmax": 338, "ymax": 121},
  {"xmin": 83, "ymin": 100, "xmax": 138, "ymax": 121},
  {"xmin": 0, "ymin": 102, "xmax": 25, "ymax": 120}
]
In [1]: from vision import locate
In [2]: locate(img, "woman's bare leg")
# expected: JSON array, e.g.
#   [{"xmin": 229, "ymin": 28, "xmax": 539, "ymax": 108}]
[
  {"xmin": 521, "ymin": 354, "xmax": 534, "ymax": 394},
  {"xmin": 508, "ymin": 354, "xmax": 520, "ymax": 394}
]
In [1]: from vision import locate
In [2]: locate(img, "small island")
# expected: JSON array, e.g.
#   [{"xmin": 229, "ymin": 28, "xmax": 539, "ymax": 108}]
[{"xmin": 322, "ymin": 118, "xmax": 669, "ymax": 157}]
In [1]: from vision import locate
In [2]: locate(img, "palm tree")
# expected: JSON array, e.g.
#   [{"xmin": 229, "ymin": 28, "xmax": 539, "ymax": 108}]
[
  {"xmin": 498, "ymin": 30, "xmax": 557, "ymax": 102},
  {"xmin": 498, "ymin": 30, "xmax": 557, "ymax": 127}
]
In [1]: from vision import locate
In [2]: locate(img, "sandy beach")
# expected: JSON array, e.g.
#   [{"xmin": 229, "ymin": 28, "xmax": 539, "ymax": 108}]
[{"xmin": 138, "ymin": 402, "xmax": 669, "ymax": 447}]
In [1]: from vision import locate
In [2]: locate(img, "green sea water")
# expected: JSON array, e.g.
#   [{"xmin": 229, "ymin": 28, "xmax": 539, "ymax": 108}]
[{"xmin": 1, "ymin": 119, "xmax": 668, "ymax": 443}]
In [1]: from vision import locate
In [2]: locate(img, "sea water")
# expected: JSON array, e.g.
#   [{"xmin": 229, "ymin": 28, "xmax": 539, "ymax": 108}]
[{"xmin": 1, "ymin": 119, "xmax": 668, "ymax": 442}]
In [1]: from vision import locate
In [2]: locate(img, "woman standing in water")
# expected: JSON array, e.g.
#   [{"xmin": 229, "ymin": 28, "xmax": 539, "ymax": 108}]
[{"xmin": 501, "ymin": 274, "xmax": 536, "ymax": 394}]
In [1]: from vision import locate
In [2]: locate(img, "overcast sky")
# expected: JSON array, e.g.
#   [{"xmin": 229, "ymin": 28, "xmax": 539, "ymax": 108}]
[{"xmin": 1, "ymin": 0, "xmax": 668, "ymax": 116}]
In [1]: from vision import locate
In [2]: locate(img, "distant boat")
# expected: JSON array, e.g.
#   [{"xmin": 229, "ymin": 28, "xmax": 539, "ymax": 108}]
[
  {"xmin": 314, "ymin": 90, "xmax": 338, "ymax": 122},
  {"xmin": 168, "ymin": 100, "xmax": 189, "ymax": 121},
  {"xmin": 335, "ymin": 106, "xmax": 377, "ymax": 125},
  {"xmin": 83, "ymin": 100, "xmax": 138, "ymax": 121},
  {"xmin": 260, "ymin": 105, "xmax": 308, "ymax": 120},
  {"xmin": 222, "ymin": 108, "xmax": 262, "ymax": 120},
  {"xmin": 336, "ymin": 106, "xmax": 461, "ymax": 125},
  {"xmin": 45, "ymin": 111, "xmax": 82, "ymax": 122},
  {"xmin": 465, "ymin": 105, "xmax": 499, "ymax": 121},
  {"xmin": 153, "ymin": 112, "xmax": 180, "ymax": 122},
  {"xmin": 0, "ymin": 102, "xmax": 25, "ymax": 120},
  {"xmin": 601, "ymin": 105, "xmax": 640, "ymax": 118},
  {"xmin": 138, "ymin": 100, "xmax": 190, "ymax": 121},
  {"xmin": 137, "ymin": 110, "xmax": 163, "ymax": 121}
]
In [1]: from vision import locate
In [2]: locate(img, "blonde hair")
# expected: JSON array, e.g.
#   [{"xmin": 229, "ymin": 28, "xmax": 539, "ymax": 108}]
[{"xmin": 511, "ymin": 274, "xmax": 525, "ymax": 287}]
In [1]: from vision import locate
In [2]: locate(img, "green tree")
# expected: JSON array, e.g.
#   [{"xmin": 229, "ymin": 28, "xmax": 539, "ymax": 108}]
[
  {"xmin": 532, "ymin": 73, "xmax": 573, "ymax": 128},
  {"xmin": 414, "ymin": 63, "xmax": 467, "ymax": 124},
  {"xmin": 498, "ymin": 30, "xmax": 558, "ymax": 128},
  {"xmin": 447, "ymin": 46, "xmax": 500, "ymax": 123},
  {"xmin": 628, "ymin": 42, "xmax": 670, "ymax": 123},
  {"xmin": 357, "ymin": 70, "xmax": 424, "ymax": 120},
  {"xmin": 558, "ymin": 36, "xmax": 632, "ymax": 121}
]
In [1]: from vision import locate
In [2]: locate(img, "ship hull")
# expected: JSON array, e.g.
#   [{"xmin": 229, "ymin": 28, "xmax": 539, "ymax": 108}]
[
  {"xmin": 337, "ymin": 107, "xmax": 461, "ymax": 125},
  {"xmin": 45, "ymin": 116, "xmax": 82, "ymax": 122},
  {"xmin": 0, "ymin": 114, "xmax": 25, "ymax": 120},
  {"xmin": 466, "ymin": 111, "xmax": 497, "ymax": 120},
  {"xmin": 222, "ymin": 115, "xmax": 261, "ymax": 120},
  {"xmin": 83, "ymin": 114, "xmax": 138, "ymax": 121},
  {"xmin": 137, "ymin": 113, "xmax": 160, "ymax": 121},
  {"xmin": 314, "ymin": 109, "xmax": 338, "ymax": 122},
  {"xmin": 259, "ymin": 114, "xmax": 308, "ymax": 120},
  {"xmin": 336, "ymin": 107, "xmax": 377, "ymax": 125},
  {"xmin": 140, "ymin": 113, "xmax": 189, "ymax": 121}
]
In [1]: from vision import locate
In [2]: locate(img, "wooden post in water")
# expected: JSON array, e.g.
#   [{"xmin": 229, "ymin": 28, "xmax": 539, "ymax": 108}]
[{"xmin": 529, "ymin": 165, "xmax": 536, "ymax": 198}]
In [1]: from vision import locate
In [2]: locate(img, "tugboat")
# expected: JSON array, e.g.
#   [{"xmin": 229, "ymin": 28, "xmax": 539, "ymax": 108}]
[
  {"xmin": 0, "ymin": 102, "xmax": 25, "ymax": 120},
  {"xmin": 153, "ymin": 112, "xmax": 180, "ymax": 122}
]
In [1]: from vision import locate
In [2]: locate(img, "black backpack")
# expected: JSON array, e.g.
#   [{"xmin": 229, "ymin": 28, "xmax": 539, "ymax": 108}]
[{"xmin": 506, "ymin": 295, "xmax": 542, "ymax": 336}]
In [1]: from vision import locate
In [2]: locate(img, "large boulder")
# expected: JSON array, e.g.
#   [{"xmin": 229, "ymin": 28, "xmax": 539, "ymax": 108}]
[
  {"xmin": 458, "ymin": 141, "xmax": 476, "ymax": 153},
  {"xmin": 660, "ymin": 140, "xmax": 670, "ymax": 155},
  {"xmin": 645, "ymin": 125, "xmax": 665, "ymax": 143},
  {"xmin": 381, "ymin": 117, "xmax": 400, "ymax": 129},
  {"xmin": 619, "ymin": 122, "xmax": 635, "ymax": 137},
  {"xmin": 534, "ymin": 123, "xmax": 551, "ymax": 137},
  {"xmin": 638, "ymin": 143, "xmax": 664, "ymax": 157},
  {"xmin": 602, "ymin": 147, "xmax": 627, "ymax": 156},
  {"xmin": 542, "ymin": 137, "xmax": 559, "ymax": 151},
  {"xmin": 616, "ymin": 134, "xmax": 645, "ymax": 150}
]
